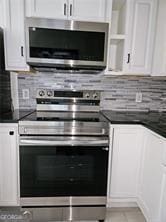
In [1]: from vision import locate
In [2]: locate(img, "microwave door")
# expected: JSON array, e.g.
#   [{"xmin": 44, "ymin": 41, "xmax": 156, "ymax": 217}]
[{"xmin": 26, "ymin": 18, "xmax": 109, "ymax": 70}]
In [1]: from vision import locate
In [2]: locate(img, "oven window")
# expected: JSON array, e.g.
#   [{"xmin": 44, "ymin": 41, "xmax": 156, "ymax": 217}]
[
  {"xmin": 29, "ymin": 28, "xmax": 105, "ymax": 61},
  {"xmin": 20, "ymin": 146, "xmax": 108, "ymax": 197}
]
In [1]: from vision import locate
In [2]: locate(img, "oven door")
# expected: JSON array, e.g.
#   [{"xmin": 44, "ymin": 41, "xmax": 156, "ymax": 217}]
[{"xmin": 19, "ymin": 136, "xmax": 109, "ymax": 206}]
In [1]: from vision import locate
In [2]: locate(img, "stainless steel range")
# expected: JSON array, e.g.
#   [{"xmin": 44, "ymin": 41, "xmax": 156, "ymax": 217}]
[{"xmin": 19, "ymin": 90, "xmax": 109, "ymax": 221}]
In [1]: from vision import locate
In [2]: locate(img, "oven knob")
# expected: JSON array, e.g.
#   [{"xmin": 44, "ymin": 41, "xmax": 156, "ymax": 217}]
[
  {"xmin": 93, "ymin": 93, "xmax": 98, "ymax": 99},
  {"xmin": 85, "ymin": 93, "xmax": 90, "ymax": 99},
  {"xmin": 47, "ymin": 90, "xmax": 53, "ymax": 97},
  {"xmin": 39, "ymin": 90, "xmax": 45, "ymax": 97}
]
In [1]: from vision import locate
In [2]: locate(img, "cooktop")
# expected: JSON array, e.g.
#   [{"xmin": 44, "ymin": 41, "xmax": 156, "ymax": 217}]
[{"xmin": 20, "ymin": 111, "xmax": 107, "ymax": 123}]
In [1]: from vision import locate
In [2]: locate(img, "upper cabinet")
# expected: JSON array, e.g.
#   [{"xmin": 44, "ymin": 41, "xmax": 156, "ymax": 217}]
[
  {"xmin": 125, "ymin": 0, "xmax": 158, "ymax": 75},
  {"xmin": 152, "ymin": 0, "xmax": 166, "ymax": 76},
  {"xmin": 26, "ymin": 0, "xmax": 68, "ymax": 20},
  {"xmin": 69, "ymin": 0, "xmax": 107, "ymax": 22},
  {"xmin": 107, "ymin": 0, "xmax": 158, "ymax": 75},
  {"xmin": 26, "ymin": 0, "xmax": 107, "ymax": 22},
  {"xmin": 3, "ymin": 0, "xmax": 29, "ymax": 71}
]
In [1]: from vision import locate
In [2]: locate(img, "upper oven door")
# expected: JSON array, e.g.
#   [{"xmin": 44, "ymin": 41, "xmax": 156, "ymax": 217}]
[
  {"xmin": 20, "ymin": 136, "xmax": 109, "ymax": 198},
  {"xmin": 25, "ymin": 18, "xmax": 109, "ymax": 70}
]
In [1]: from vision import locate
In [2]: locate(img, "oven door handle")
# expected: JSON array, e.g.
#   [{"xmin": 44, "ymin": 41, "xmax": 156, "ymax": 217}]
[{"xmin": 19, "ymin": 137, "xmax": 109, "ymax": 146}]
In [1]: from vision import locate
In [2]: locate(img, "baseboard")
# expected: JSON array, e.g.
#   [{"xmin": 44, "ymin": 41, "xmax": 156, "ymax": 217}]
[
  {"xmin": 107, "ymin": 198, "xmax": 138, "ymax": 208},
  {"xmin": 137, "ymin": 197, "xmax": 151, "ymax": 222}
]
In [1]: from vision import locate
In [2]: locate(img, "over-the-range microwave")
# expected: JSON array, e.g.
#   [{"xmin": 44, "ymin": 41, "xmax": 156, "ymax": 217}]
[{"xmin": 25, "ymin": 18, "xmax": 109, "ymax": 72}]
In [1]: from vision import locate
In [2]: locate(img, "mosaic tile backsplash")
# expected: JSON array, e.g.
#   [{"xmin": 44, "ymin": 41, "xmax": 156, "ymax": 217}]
[{"xmin": 17, "ymin": 72, "xmax": 166, "ymax": 112}]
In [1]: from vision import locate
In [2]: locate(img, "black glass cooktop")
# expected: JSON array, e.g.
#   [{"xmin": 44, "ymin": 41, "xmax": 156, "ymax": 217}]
[{"xmin": 20, "ymin": 111, "xmax": 107, "ymax": 122}]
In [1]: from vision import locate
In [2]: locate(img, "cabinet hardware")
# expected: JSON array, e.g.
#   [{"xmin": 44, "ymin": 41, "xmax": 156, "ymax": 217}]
[
  {"xmin": 70, "ymin": 4, "xmax": 72, "ymax": 16},
  {"xmin": 9, "ymin": 131, "xmax": 14, "ymax": 135},
  {"xmin": 127, "ymin": 53, "xmax": 130, "ymax": 63},
  {"xmin": 102, "ymin": 147, "xmax": 109, "ymax": 151},
  {"xmin": 21, "ymin": 46, "xmax": 24, "ymax": 57},
  {"xmin": 64, "ymin": 3, "xmax": 67, "ymax": 16}
]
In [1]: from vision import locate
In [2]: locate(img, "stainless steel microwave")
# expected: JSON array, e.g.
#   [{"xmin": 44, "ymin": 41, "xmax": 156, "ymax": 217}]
[{"xmin": 25, "ymin": 18, "xmax": 109, "ymax": 71}]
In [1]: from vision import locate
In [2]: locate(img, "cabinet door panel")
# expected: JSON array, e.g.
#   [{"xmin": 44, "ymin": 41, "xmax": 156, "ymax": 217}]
[
  {"xmin": 109, "ymin": 126, "xmax": 142, "ymax": 198},
  {"xmin": 131, "ymin": 3, "xmax": 150, "ymax": 67},
  {"xmin": 26, "ymin": 0, "xmax": 67, "ymax": 19},
  {"xmin": 4, "ymin": 0, "xmax": 29, "ymax": 71},
  {"xmin": 139, "ymin": 131, "xmax": 164, "ymax": 221},
  {"xmin": 0, "ymin": 125, "xmax": 19, "ymax": 206},
  {"xmin": 126, "ymin": 0, "xmax": 157, "ymax": 74},
  {"xmin": 160, "ymin": 167, "xmax": 166, "ymax": 222},
  {"xmin": 71, "ymin": 0, "xmax": 106, "ymax": 21},
  {"xmin": 152, "ymin": 0, "xmax": 166, "ymax": 76}
]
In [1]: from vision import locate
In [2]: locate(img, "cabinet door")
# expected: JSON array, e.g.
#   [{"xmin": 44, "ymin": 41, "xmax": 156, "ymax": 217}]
[
  {"xmin": 26, "ymin": 0, "xmax": 68, "ymax": 19},
  {"xmin": 4, "ymin": 0, "xmax": 29, "ymax": 71},
  {"xmin": 0, "ymin": 0, "xmax": 5, "ymax": 27},
  {"xmin": 159, "ymin": 166, "xmax": 166, "ymax": 222},
  {"xmin": 108, "ymin": 125, "xmax": 143, "ymax": 199},
  {"xmin": 152, "ymin": 0, "xmax": 166, "ymax": 76},
  {"xmin": 125, "ymin": 0, "xmax": 157, "ymax": 74},
  {"xmin": 70, "ymin": 0, "xmax": 106, "ymax": 22},
  {"xmin": 138, "ymin": 130, "xmax": 164, "ymax": 222},
  {"xmin": 0, "ymin": 124, "xmax": 19, "ymax": 206}
]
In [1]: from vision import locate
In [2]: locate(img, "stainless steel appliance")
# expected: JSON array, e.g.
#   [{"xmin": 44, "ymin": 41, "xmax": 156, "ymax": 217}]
[
  {"xmin": 19, "ymin": 90, "xmax": 109, "ymax": 221},
  {"xmin": 25, "ymin": 18, "xmax": 109, "ymax": 72}
]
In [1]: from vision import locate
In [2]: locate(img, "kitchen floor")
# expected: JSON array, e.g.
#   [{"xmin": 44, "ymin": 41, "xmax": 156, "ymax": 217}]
[{"xmin": 106, "ymin": 207, "xmax": 146, "ymax": 222}]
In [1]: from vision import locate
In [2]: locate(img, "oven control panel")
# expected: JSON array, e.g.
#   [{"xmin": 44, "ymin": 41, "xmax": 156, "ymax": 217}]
[{"xmin": 36, "ymin": 89, "xmax": 101, "ymax": 100}]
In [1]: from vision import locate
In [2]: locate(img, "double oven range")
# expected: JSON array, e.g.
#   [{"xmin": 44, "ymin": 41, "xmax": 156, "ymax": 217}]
[{"xmin": 19, "ymin": 90, "xmax": 109, "ymax": 221}]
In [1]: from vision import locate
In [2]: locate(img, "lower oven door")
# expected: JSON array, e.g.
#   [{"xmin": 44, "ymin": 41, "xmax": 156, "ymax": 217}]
[{"xmin": 19, "ymin": 136, "xmax": 109, "ymax": 206}]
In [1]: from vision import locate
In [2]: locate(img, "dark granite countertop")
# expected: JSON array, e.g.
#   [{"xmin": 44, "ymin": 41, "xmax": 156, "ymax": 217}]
[
  {"xmin": 101, "ymin": 110, "xmax": 166, "ymax": 139},
  {"xmin": 0, "ymin": 109, "xmax": 34, "ymax": 123}
]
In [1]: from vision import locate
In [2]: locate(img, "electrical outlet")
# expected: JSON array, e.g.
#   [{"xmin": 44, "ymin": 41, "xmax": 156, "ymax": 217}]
[
  {"xmin": 22, "ymin": 89, "xmax": 30, "ymax": 100},
  {"xmin": 135, "ymin": 92, "xmax": 142, "ymax": 103}
]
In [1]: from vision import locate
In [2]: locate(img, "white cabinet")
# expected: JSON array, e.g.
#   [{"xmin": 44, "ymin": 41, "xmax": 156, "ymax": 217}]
[
  {"xmin": 26, "ymin": 0, "xmax": 67, "ymax": 20},
  {"xmin": 159, "ymin": 166, "xmax": 166, "ymax": 222},
  {"xmin": 152, "ymin": 0, "xmax": 166, "ymax": 76},
  {"xmin": 3, "ymin": 0, "xmax": 29, "ymax": 71},
  {"xmin": 107, "ymin": 0, "xmax": 158, "ymax": 75},
  {"xmin": 125, "ymin": 0, "xmax": 158, "ymax": 75},
  {"xmin": 0, "ymin": 124, "xmax": 19, "ymax": 206},
  {"xmin": 26, "ymin": 0, "xmax": 107, "ymax": 22},
  {"xmin": 107, "ymin": 124, "xmax": 166, "ymax": 220},
  {"xmin": 107, "ymin": 125, "xmax": 143, "ymax": 206},
  {"xmin": 70, "ymin": 0, "xmax": 107, "ymax": 22},
  {"xmin": 138, "ymin": 130, "xmax": 165, "ymax": 222},
  {"xmin": 0, "ymin": 0, "xmax": 5, "ymax": 27}
]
